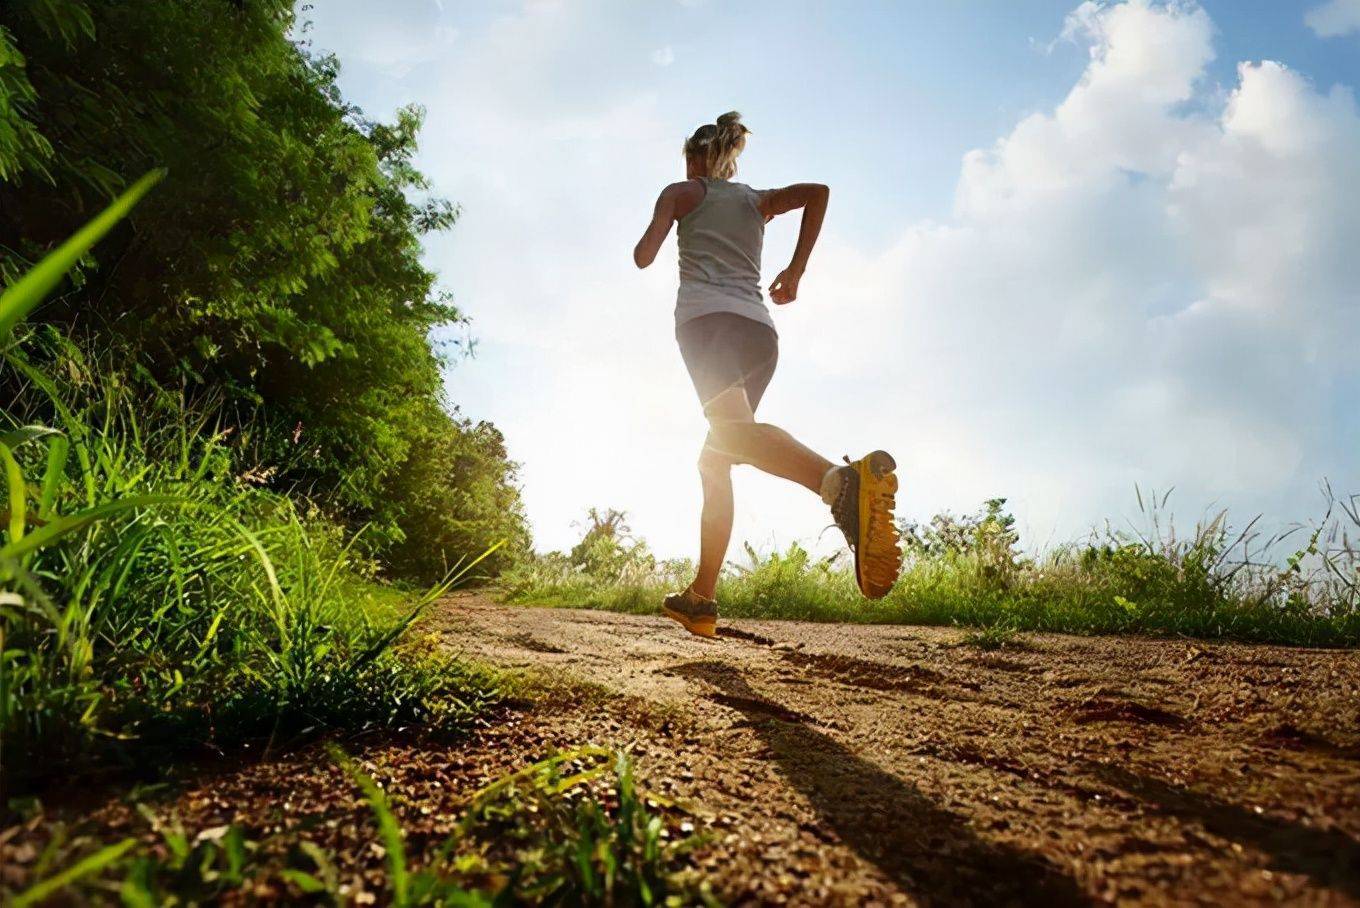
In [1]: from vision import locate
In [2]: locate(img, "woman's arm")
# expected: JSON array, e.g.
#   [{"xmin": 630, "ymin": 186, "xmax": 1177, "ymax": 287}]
[
  {"xmin": 633, "ymin": 184, "xmax": 681, "ymax": 268},
  {"xmin": 758, "ymin": 183, "xmax": 830, "ymax": 304}
]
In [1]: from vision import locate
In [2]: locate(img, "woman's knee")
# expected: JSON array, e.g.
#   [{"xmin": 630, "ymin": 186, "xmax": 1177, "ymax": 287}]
[
  {"xmin": 701, "ymin": 385, "xmax": 756, "ymax": 456},
  {"xmin": 709, "ymin": 417, "xmax": 772, "ymax": 458}
]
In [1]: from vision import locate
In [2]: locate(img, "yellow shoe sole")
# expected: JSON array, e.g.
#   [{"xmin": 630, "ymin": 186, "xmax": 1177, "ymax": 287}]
[
  {"xmin": 663, "ymin": 605, "xmax": 717, "ymax": 638},
  {"xmin": 853, "ymin": 450, "xmax": 902, "ymax": 599}
]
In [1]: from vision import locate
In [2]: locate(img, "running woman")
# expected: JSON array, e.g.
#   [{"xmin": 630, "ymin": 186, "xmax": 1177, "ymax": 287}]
[{"xmin": 633, "ymin": 111, "xmax": 902, "ymax": 638}]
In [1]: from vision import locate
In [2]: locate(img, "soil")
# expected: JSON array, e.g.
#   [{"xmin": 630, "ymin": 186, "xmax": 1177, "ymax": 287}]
[{"xmin": 7, "ymin": 593, "xmax": 1360, "ymax": 906}]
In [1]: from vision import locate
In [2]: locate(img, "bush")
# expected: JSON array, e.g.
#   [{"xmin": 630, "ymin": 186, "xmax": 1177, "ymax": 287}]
[{"xmin": 382, "ymin": 409, "xmax": 530, "ymax": 585}]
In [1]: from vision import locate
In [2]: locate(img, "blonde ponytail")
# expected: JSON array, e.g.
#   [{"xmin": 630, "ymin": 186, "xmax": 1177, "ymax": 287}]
[{"xmin": 683, "ymin": 111, "xmax": 750, "ymax": 180}]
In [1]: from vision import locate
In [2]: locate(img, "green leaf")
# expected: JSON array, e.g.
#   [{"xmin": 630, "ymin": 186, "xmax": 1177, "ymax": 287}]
[
  {"xmin": 279, "ymin": 868, "xmax": 327, "ymax": 894},
  {"xmin": 0, "ymin": 425, "xmax": 59, "ymax": 450},
  {"xmin": 0, "ymin": 441, "xmax": 25, "ymax": 545},
  {"xmin": 38, "ymin": 434, "xmax": 69, "ymax": 519},
  {"xmin": 13, "ymin": 838, "xmax": 136, "ymax": 907},
  {"xmin": 0, "ymin": 168, "xmax": 164, "ymax": 343},
  {"xmin": 296, "ymin": 841, "xmax": 340, "ymax": 894},
  {"xmin": 0, "ymin": 494, "xmax": 177, "ymax": 560}
]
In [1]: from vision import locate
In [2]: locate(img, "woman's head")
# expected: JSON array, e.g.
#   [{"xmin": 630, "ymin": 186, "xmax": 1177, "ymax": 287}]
[{"xmin": 683, "ymin": 111, "xmax": 749, "ymax": 180}]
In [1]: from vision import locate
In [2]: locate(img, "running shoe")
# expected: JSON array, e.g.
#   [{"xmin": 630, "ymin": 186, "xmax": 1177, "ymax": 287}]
[
  {"xmin": 828, "ymin": 450, "xmax": 902, "ymax": 599},
  {"xmin": 662, "ymin": 587, "xmax": 718, "ymax": 638}
]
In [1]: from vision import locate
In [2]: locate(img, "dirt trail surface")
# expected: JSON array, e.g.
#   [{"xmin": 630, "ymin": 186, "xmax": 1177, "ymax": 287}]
[
  {"xmin": 9, "ymin": 595, "xmax": 1359, "ymax": 905},
  {"xmin": 428, "ymin": 596, "xmax": 1360, "ymax": 906}
]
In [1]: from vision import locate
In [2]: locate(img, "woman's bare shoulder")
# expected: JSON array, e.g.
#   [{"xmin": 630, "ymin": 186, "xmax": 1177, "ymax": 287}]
[{"xmin": 663, "ymin": 179, "xmax": 707, "ymax": 220}]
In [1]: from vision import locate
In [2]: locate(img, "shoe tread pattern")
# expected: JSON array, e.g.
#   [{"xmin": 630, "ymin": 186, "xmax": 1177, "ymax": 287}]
[{"xmin": 854, "ymin": 450, "xmax": 901, "ymax": 599}]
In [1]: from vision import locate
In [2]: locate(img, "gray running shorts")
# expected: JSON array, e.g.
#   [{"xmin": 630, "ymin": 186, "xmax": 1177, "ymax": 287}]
[{"xmin": 675, "ymin": 312, "xmax": 779, "ymax": 411}]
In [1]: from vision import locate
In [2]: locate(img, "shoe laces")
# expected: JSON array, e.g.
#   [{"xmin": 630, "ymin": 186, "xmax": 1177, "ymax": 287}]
[{"xmin": 830, "ymin": 461, "xmax": 858, "ymax": 546}]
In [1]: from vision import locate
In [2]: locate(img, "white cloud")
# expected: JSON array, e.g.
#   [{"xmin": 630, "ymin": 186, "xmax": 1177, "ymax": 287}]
[
  {"xmin": 306, "ymin": 0, "xmax": 1360, "ymax": 557},
  {"xmin": 786, "ymin": 0, "xmax": 1360, "ymax": 546},
  {"xmin": 1306, "ymin": 0, "xmax": 1360, "ymax": 37},
  {"xmin": 651, "ymin": 45, "xmax": 675, "ymax": 67}
]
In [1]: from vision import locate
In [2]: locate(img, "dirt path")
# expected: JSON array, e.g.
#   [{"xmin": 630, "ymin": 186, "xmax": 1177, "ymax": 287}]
[
  {"xmin": 9, "ymin": 596, "xmax": 1358, "ymax": 905},
  {"xmin": 428, "ymin": 595, "xmax": 1360, "ymax": 906}
]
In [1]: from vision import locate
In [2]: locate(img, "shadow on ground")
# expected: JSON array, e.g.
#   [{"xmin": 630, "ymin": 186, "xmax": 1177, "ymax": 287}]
[
  {"xmin": 1087, "ymin": 761, "xmax": 1360, "ymax": 901},
  {"xmin": 671, "ymin": 659, "xmax": 1087, "ymax": 906}
]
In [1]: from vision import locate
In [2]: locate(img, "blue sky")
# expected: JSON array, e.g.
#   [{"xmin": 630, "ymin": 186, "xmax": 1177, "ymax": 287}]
[{"xmin": 303, "ymin": 1, "xmax": 1360, "ymax": 558}]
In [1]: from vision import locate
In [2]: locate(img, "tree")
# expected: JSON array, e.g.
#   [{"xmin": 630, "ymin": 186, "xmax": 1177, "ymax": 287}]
[{"xmin": 0, "ymin": 0, "xmax": 526, "ymax": 574}]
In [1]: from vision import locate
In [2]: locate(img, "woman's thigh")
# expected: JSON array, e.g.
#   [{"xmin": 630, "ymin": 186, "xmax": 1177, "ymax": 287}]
[{"xmin": 675, "ymin": 313, "xmax": 779, "ymax": 412}]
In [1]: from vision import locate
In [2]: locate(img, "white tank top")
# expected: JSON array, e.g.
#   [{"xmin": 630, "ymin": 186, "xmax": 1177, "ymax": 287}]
[{"xmin": 675, "ymin": 178, "xmax": 774, "ymax": 331}]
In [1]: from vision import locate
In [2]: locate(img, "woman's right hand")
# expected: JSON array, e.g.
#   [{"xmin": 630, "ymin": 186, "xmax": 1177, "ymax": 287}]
[{"xmin": 769, "ymin": 266, "xmax": 803, "ymax": 305}]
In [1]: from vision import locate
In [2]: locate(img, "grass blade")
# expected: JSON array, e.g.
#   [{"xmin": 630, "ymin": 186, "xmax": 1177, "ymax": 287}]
[
  {"xmin": 346, "ymin": 539, "xmax": 507, "ymax": 674},
  {"xmin": 0, "ymin": 441, "xmax": 25, "ymax": 545},
  {"xmin": 329, "ymin": 745, "xmax": 409, "ymax": 904},
  {"xmin": 38, "ymin": 434, "xmax": 69, "ymax": 519},
  {"xmin": 0, "ymin": 169, "xmax": 165, "ymax": 342},
  {"xmin": 0, "ymin": 494, "xmax": 176, "ymax": 560},
  {"xmin": 0, "ymin": 425, "xmax": 59, "ymax": 450},
  {"xmin": 12, "ymin": 838, "xmax": 136, "ymax": 907}
]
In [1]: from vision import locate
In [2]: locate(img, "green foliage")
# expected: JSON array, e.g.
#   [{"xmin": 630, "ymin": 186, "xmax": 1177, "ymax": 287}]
[
  {"xmin": 721, "ymin": 542, "xmax": 857, "ymax": 621},
  {"xmin": 1, "ymin": 340, "xmax": 504, "ymax": 791},
  {"xmin": 11, "ymin": 800, "xmax": 351, "ymax": 906},
  {"xmin": 330, "ymin": 745, "xmax": 705, "ymax": 904},
  {"xmin": 382, "ymin": 411, "xmax": 530, "ymax": 584},
  {"xmin": 901, "ymin": 497, "xmax": 1022, "ymax": 587},
  {"xmin": 958, "ymin": 619, "xmax": 1021, "ymax": 651},
  {"xmin": 116, "ymin": 809, "xmax": 256, "ymax": 907},
  {"xmin": 449, "ymin": 747, "xmax": 706, "ymax": 906},
  {"xmin": 569, "ymin": 508, "xmax": 657, "ymax": 581},
  {"xmin": 501, "ymin": 509, "xmax": 689, "ymax": 613},
  {"xmin": 0, "ymin": 0, "xmax": 525, "ymax": 576},
  {"xmin": 0, "ymin": 22, "xmax": 56, "ymax": 183},
  {"xmin": 11, "ymin": 838, "xmax": 134, "ymax": 908},
  {"xmin": 507, "ymin": 494, "xmax": 1360, "ymax": 647},
  {"xmin": 9, "ymin": 749, "xmax": 707, "ymax": 906}
]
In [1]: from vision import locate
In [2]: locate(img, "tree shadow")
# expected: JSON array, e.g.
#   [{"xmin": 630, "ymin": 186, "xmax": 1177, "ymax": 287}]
[
  {"xmin": 1086, "ymin": 761, "xmax": 1360, "ymax": 900},
  {"xmin": 671, "ymin": 660, "xmax": 1087, "ymax": 906}
]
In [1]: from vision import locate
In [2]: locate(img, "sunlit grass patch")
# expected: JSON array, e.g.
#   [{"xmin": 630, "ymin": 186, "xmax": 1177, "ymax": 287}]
[
  {"xmin": 504, "ymin": 495, "xmax": 1360, "ymax": 647},
  {"xmin": 957, "ymin": 620, "xmax": 1023, "ymax": 651}
]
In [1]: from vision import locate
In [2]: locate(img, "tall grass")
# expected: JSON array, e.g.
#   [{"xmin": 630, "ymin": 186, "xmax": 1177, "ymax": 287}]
[
  {"xmin": 504, "ymin": 495, "xmax": 1360, "ymax": 647},
  {"xmin": 1, "ymin": 339, "xmax": 504, "ymax": 790}
]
